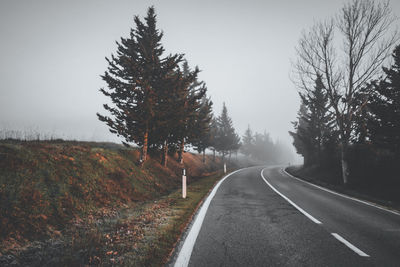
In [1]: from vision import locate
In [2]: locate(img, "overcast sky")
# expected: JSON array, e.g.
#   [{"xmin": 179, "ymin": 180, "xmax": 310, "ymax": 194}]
[{"xmin": 0, "ymin": 0, "xmax": 399, "ymax": 151}]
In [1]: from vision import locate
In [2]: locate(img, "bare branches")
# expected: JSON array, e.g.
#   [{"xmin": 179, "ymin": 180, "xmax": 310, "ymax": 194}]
[
  {"xmin": 292, "ymin": 0, "xmax": 399, "ymax": 183},
  {"xmin": 293, "ymin": 0, "xmax": 398, "ymax": 138},
  {"xmin": 338, "ymin": 0, "xmax": 399, "ymax": 101},
  {"xmin": 293, "ymin": 20, "xmax": 336, "ymax": 93}
]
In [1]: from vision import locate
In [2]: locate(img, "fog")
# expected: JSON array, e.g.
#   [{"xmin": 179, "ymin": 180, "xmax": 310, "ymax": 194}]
[{"xmin": 1, "ymin": 0, "xmax": 399, "ymax": 162}]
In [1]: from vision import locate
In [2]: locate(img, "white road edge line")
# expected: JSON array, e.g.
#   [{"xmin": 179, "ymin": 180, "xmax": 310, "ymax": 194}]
[
  {"xmin": 260, "ymin": 168, "xmax": 322, "ymax": 225},
  {"xmin": 282, "ymin": 169, "xmax": 400, "ymax": 216},
  {"xmin": 331, "ymin": 233, "xmax": 370, "ymax": 257},
  {"xmin": 174, "ymin": 168, "xmax": 244, "ymax": 267}
]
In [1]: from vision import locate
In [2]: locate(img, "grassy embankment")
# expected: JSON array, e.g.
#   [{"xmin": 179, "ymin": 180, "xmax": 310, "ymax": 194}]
[{"xmin": 0, "ymin": 140, "xmax": 231, "ymax": 266}]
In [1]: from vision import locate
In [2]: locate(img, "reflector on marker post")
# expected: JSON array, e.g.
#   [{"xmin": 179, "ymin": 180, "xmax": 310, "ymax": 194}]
[
  {"xmin": 182, "ymin": 168, "xmax": 186, "ymax": 199},
  {"xmin": 224, "ymin": 163, "xmax": 226, "ymax": 174}
]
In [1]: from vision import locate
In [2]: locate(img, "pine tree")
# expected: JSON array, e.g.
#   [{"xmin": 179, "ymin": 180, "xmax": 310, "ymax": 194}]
[
  {"xmin": 214, "ymin": 103, "xmax": 240, "ymax": 161},
  {"xmin": 368, "ymin": 45, "xmax": 400, "ymax": 156},
  {"xmin": 191, "ymin": 95, "xmax": 213, "ymax": 163},
  {"xmin": 243, "ymin": 130, "xmax": 292, "ymax": 164},
  {"xmin": 209, "ymin": 117, "xmax": 218, "ymax": 162},
  {"xmin": 289, "ymin": 102, "xmax": 313, "ymax": 166},
  {"xmin": 155, "ymin": 64, "xmax": 198, "ymax": 166},
  {"xmin": 290, "ymin": 75, "xmax": 336, "ymax": 167},
  {"xmin": 228, "ymin": 132, "xmax": 241, "ymax": 161},
  {"xmin": 175, "ymin": 61, "xmax": 207, "ymax": 164},
  {"xmin": 304, "ymin": 75, "xmax": 336, "ymax": 164},
  {"xmin": 240, "ymin": 125, "xmax": 254, "ymax": 157},
  {"xmin": 97, "ymin": 7, "xmax": 181, "ymax": 165}
]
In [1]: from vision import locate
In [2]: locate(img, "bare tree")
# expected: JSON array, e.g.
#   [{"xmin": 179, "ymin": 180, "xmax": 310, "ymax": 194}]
[{"xmin": 293, "ymin": 0, "xmax": 398, "ymax": 184}]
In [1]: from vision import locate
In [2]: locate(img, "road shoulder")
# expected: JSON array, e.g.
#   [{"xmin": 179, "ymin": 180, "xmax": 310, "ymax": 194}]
[{"xmin": 284, "ymin": 166, "xmax": 400, "ymax": 216}]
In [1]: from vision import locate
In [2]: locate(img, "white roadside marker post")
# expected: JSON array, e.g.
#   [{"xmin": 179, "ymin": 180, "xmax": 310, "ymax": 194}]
[
  {"xmin": 182, "ymin": 168, "xmax": 187, "ymax": 199},
  {"xmin": 224, "ymin": 163, "xmax": 226, "ymax": 174}
]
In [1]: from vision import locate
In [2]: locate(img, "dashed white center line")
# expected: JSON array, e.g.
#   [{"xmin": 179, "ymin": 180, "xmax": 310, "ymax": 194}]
[
  {"xmin": 260, "ymin": 168, "xmax": 322, "ymax": 224},
  {"xmin": 281, "ymin": 168, "xmax": 400, "ymax": 216},
  {"xmin": 264, "ymin": 168, "xmax": 371, "ymax": 258},
  {"xmin": 331, "ymin": 233, "xmax": 370, "ymax": 257}
]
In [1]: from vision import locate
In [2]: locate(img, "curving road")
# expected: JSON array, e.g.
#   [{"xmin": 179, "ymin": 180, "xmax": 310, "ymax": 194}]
[{"xmin": 174, "ymin": 166, "xmax": 400, "ymax": 267}]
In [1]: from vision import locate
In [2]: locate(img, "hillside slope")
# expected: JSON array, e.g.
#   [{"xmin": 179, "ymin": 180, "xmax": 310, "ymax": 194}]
[{"xmin": 0, "ymin": 140, "xmax": 223, "ymax": 247}]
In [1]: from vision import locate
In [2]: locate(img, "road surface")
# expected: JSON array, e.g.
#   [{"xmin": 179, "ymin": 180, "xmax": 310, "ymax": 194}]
[{"xmin": 174, "ymin": 166, "xmax": 400, "ymax": 267}]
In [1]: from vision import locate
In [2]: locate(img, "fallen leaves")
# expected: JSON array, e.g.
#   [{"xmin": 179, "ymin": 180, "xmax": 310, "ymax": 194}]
[{"xmin": 105, "ymin": 250, "xmax": 116, "ymax": 255}]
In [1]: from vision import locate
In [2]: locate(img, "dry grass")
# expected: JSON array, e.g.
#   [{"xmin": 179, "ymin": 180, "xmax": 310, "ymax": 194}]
[{"xmin": 0, "ymin": 140, "xmax": 230, "ymax": 266}]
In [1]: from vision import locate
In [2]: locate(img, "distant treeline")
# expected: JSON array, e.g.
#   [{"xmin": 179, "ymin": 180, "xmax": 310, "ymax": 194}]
[
  {"xmin": 241, "ymin": 126, "xmax": 293, "ymax": 165},
  {"xmin": 98, "ymin": 7, "xmax": 240, "ymax": 166}
]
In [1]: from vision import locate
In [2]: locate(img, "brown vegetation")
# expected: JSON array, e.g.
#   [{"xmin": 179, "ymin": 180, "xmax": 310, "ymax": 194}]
[{"xmin": 0, "ymin": 140, "xmax": 227, "ymax": 265}]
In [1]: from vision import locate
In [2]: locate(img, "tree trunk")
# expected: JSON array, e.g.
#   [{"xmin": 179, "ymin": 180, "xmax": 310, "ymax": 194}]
[
  {"xmin": 202, "ymin": 149, "xmax": 206, "ymax": 163},
  {"xmin": 178, "ymin": 138, "xmax": 184, "ymax": 164},
  {"xmin": 340, "ymin": 142, "xmax": 349, "ymax": 185},
  {"xmin": 140, "ymin": 129, "xmax": 148, "ymax": 166},
  {"xmin": 213, "ymin": 149, "xmax": 216, "ymax": 162},
  {"xmin": 229, "ymin": 151, "xmax": 232, "ymax": 162},
  {"xmin": 161, "ymin": 140, "xmax": 168, "ymax": 167}
]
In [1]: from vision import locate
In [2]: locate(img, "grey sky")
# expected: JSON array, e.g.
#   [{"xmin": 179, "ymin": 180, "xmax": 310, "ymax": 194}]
[{"xmin": 0, "ymin": 0, "xmax": 399, "ymax": 148}]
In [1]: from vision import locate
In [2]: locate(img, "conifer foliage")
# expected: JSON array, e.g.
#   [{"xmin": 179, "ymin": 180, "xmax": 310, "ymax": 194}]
[
  {"xmin": 293, "ymin": 0, "xmax": 398, "ymax": 184},
  {"xmin": 154, "ymin": 61, "xmax": 203, "ymax": 166},
  {"xmin": 289, "ymin": 103, "xmax": 313, "ymax": 165},
  {"xmin": 97, "ymin": 7, "xmax": 237, "ymax": 167},
  {"xmin": 290, "ymin": 75, "xmax": 335, "ymax": 166},
  {"xmin": 368, "ymin": 45, "xmax": 400, "ymax": 156},
  {"xmin": 191, "ymin": 95, "xmax": 213, "ymax": 163},
  {"xmin": 290, "ymin": 43, "xmax": 400, "ymax": 189},
  {"xmin": 241, "ymin": 125, "xmax": 293, "ymax": 164},
  {"xmin": 240, "ymin": 125, "xmax": 254, "ymax": 157},
  {"xmin": 213, "ymin": 103, "xmax": 241, "ymax": 160},
  {"xmin": 97, "ymin": 7, "xmax": 182, "ymax": 165}
]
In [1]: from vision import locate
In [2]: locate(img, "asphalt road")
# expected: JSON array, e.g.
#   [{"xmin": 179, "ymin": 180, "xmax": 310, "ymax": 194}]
[{"xmin": 181, "ymin": 166, "xmax": 400, "ymax": 267}]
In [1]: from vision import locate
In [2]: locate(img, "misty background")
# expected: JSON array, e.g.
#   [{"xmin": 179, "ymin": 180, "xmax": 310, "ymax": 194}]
[{"xmin": 1, "ymin": 0, "xmax": 399, "ymax": 162}]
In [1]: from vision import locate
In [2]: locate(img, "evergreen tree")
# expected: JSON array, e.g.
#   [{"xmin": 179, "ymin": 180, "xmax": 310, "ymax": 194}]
[
  {"xmin": 290, "ymin": 75, "xmax": 336, "ymax": 166},
  {"xmin": 97, "ymin": 7, "xmax": 181, "ymax": 165},
  {"xmin": 352, "ymin": 83, "xmax": 373, "ymax": 144},
  {"xmin": 191, "ymin": 95, "xmax": 213, "ymax": 163},
  {"xmin": 289, "ymin": 102, "xmax": 314, "ymax": 166},
  {"xmin": 209, "ymin": 117, "xmax": 218, "ymax": 162},
  {"xmin": 368, "ymin": 45, "xmax": 400, "ymax": 156},
  {"xmin": 304, "ymin": 75, "xmax": 336, "ymax": 164},
  {"xmin": 214, "ymin": 103, "xmax": 240, "ymax": 160},
  {"xmin": 155, "ymin": 63, "xmax": 199, "ymax": 167},
  {"xmin": 175, "ymin": 61, "xmax": 207, "ymax": 164},
  {"xmin": 243, "ymin": 129, "xmax": 293, "ymax": 164},
  {"xmin": 229, "ymin": 133, "xmax": 241, "ymax": 161},
  {"xmin": 240, "ymin": 125, "xmax": 254, "ymax": 157}
]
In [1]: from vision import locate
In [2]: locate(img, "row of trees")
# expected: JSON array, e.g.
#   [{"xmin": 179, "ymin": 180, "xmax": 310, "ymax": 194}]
[
  {"xmin": 192, "ymin": 102, "xmax": 241, "ymax": 163},
  {"xmin": 242, "ymin": 126, "xmax": 293, "ymax": 165},
  {"xmin": 98, "ymin": 7, "xmax": 240, "ymax": 166},
  {"xmin": 291, "ymin": 43, "xmax": 400, "ymax": 187},
  {"xmin": 291, "ymin": 0, "xmax": 399, "ymax": 185}
]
